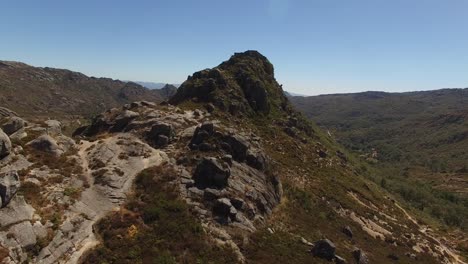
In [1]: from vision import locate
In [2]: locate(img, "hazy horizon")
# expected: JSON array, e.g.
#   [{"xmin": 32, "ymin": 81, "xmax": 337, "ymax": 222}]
[{"xmin": 1, "ymin": 0, "xmax": 468, "ymax": 95}]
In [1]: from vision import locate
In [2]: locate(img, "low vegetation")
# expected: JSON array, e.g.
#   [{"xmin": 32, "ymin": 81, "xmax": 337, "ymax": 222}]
[{"xmin": 82, "ymin": 165, "xmax": 238, "ymax": 264}]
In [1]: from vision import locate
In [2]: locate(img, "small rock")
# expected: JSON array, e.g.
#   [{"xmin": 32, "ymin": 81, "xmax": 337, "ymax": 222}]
[
  {"xmin": 342, "ymin": 226, "xmax": 353, "ymax": 238},
  {"xmin": 317, "ymin": 149, "xmax": 327, "ymax": 158}
]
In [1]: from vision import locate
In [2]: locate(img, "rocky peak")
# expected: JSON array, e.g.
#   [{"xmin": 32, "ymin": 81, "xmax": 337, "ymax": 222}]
[{"xmin": 170, "ymin": 50, "xmax": 290, "ymax": 116}]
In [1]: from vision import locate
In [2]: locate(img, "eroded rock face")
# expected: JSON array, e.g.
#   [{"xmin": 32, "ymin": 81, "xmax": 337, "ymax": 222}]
[
  {"xmin": 0, "ymin": 128, "xmax": 12, "ymax": 159},
  {"xmin": 0, "ymin": 170, "xmax": 20, "ymax": 207}
]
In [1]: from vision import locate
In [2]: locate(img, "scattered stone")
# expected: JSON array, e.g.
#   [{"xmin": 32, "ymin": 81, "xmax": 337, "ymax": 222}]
[
  {"xmin": 0, "ymin": 170, "xmax": 20, "ymax": 207},
  {"xmin": 311, "ymin": 239, "xmax": 336, "ymax": 261},
  {"xmin": 193, "ymin": 157, "xmax": 230, "ymax": 189}
]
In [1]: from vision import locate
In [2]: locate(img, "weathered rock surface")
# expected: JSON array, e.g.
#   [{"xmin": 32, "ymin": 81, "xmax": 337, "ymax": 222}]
[
  {"xmin": 2, "ymin": 116, "xmax": 27, "ymax": 135},
  {"xmin": 27, "ymin": 134, "xmax": 63, "ymax": 156},
  {"xmin": 0, "ymin": 171, "xmax": 20, "ymax": 207},
  {"xmin": 0, "ymin": 128, "xmax": 11, "ymax": 159}
]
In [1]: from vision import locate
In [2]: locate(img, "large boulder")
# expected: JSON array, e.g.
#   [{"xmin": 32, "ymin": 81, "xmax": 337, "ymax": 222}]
[
  {"xmin": 44, "ymin": 120, "xmax": 62, "ymax": 135},
  {"xmin": 193, "ymin": 157, "xmax": 230, "ymax": 189},
  {"xmin": 147, "ymin": 122, "xmax": 174, "ymax": 147},
  {"xmin": 27, "ymin": 135, "xmax": 63, "ymax": 156},
  {"xmin": 311, "ymin": 239, "xmax": 336, "ymax": 261},
  {"xmin": 0, "ymin": 128, "xmax": 12, "ymax": 159},
  {"xmin": 0, "ymin": 170, "xmax": 20, "ymax": 207},
  {"xmin": 2, "ymin": 116, "xmax": 27, "ymax": 135},
  {"xmin": 223, "ymin": 134, "xmax": 249, "ymax": 161},
  {"xmin": 110, "ymin": 110, "xmax": 139, "ymax": 132},
  {"xmin": 246, "ymin": 150, "xmax": 268, "ymax": 171}
]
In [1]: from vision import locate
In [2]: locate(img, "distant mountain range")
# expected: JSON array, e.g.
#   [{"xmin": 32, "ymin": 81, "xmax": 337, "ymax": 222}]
[
  {"xmin": 0, "ymin": 61, "xmax": 164, "ymax": 118},
  {"xmin": 133, "ymin": 81, "xmax": 180, "ymax": 90},
  {"xmin": 290, "ymin": 89, "xmax": 468, "ymax": 231}
]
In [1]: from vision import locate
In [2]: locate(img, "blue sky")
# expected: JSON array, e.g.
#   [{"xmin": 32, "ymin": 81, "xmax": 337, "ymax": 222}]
[{"xmin": 1, "ymin": 0, "xmax": 467, "ymax": 95}]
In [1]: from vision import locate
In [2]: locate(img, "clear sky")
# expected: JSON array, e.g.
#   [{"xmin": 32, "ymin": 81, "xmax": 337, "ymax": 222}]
[{"xmin": 1, "ymin": 0, "xmax": 467, "ymax": 95}]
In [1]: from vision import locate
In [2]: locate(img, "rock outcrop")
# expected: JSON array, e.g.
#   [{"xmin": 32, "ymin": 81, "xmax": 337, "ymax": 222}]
[{"xmin": 170, "ymin": 50, "xmax": 291, "ymax": 116}]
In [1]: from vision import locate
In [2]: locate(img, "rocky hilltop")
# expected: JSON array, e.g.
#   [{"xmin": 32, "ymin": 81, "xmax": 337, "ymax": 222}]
[
  {"xmin": 0, "ymin": 61, "xmax": 163, "ymax": 119},
  {"xmin": 0, "ymin": 51, "xmax": 465, "ymax": 263}
]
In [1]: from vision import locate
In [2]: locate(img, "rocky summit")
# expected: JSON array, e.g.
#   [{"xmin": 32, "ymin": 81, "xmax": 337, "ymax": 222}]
[{"xmin": 0, "ymin": 51, "xmax": 465, "ymax": 264}]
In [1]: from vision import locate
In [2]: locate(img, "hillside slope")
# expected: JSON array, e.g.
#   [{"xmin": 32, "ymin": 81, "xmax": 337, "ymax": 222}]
[
  {"xmin": 291, "ymin": 90, "xmax": 468, "ymax": 243},
  {"xmin": 0, "ymin": 53, "xmax": 465, "ymax": 263},
  {"xmin": 0, "ymin": 61, "xmax": 163, "ymax": 119}
]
